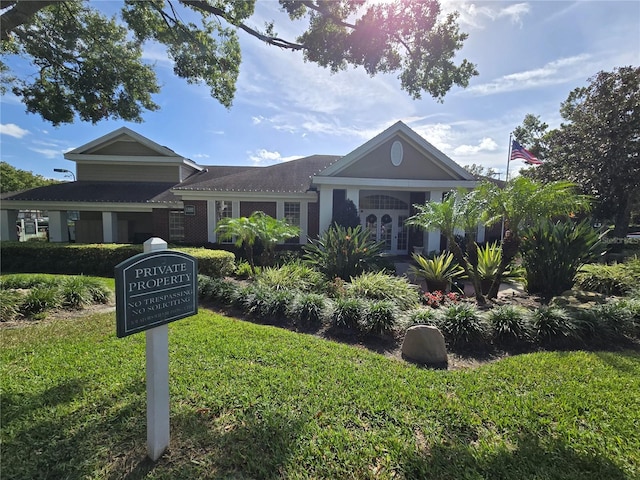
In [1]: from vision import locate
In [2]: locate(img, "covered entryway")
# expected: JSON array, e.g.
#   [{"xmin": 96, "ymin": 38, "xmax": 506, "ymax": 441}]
[{"xmin": 360, "ymin": 194, "xmax": 409, "ymax": 255}]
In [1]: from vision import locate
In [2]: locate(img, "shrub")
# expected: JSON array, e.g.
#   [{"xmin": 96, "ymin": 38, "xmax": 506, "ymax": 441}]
[
  {"xmin": 574, "ymin": 257, "xmax": 640, "ymax": 295},
  {"xmin": 0, "ymin": 290, "xmax": 24, "ymax": 322},
  {"xmin": 422, "ymin": 290, "xmax": 461, "ymax": 308},
  {"xmin": 438, "ymin": 303, "xmax": 486, "ymax": 350},
  {"xmin": 332, "ymin": 297, "xmax": 365, "ymax": 329},
  {"xmin": 0, "ymin": 273, "xmax": 57, "ymax": 289},
  {"xmin": 410, "ymin": 251, "xmax": 464, "ymax": 293},
  {"xmin": 20, "ymin": 286, "xmax": 62, "ymax": 316},
  {"xmin": 257, "ymin": 262, "xmax": 324, "ymax": 293},
  {"xmin": 398, "ymin": 308, "xmax": 438, "ymax": 330},
  {"xmin": 261, "ymin": 289, "xmax": 295, "ymax": 320},
  {"xmin": 520, "ymin": 219, "xmax": 605, "ymax": 299},
  {"xmin": 345, "ymin": 272, "xmax": 420, "ymax": 311},
  {"xmin": 59, "ymin": 276, "xmax": 95, "ymax": 309},
  {"xmin": 530, "ymin": 306, "xmax": 577, "ymax": 346},
  {"xmin": 288, "ymin": 293, "xmax": 327, "ymax": 327},
  {"xmin": 234, "ymin": 260, "xmax": 255, "ymax": 279},
  {"xmin": 175, "ymin": 247, "xmax": 236, "ymax": 278},
  {"xmin": 474, "ymin": 242, "xmax": 524, "ymax": 294},
  {"xmin": 486, "ymin": 305, "xmax": 532, "ymax": 347},
  {"xmin": 590, "ymin": 300, "xmax": 637, "ymax": 340},
  {"xmin": 360, "ymin": 300, "xmax": 397, "ymax": 334},
  {"xmin": 303, "ymin": 225, "xmax": 386, "ymax": 281},
  {"xmin": 210, "ymin": 278, "xmax": 239, "ymax": 305}
]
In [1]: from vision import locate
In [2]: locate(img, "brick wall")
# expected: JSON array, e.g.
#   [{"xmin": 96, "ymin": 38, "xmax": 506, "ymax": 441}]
[
  {"xmin": 183, "ymin": 200, "xmax": 208, "ymax": 244},
  {"xmin": 152, "ymin": 209, "xmax": 170, "ymax": 241},
  {"xmin": 240, "ymin": 201, "xmax": 276, "ymax": 217}
]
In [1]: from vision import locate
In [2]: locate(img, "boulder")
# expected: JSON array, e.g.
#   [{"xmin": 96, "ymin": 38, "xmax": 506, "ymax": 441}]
[{"xmin": 402, "ymin": 325, "xmax": 448, "ymax": 366}]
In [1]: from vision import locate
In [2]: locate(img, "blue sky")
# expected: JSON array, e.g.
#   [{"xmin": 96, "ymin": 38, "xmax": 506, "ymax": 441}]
[{"xmin": 1, "ymin": 0, "xmax": 639, "ymax": 182}]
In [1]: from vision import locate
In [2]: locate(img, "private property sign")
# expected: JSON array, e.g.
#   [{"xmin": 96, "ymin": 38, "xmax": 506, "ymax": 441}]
[{"xmin": 115, "ymin": 249, "xmax": 198, "ymax": 337}]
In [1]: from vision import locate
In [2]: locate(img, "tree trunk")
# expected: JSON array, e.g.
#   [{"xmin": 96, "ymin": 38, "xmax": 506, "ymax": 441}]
[
  {"xmin": 448, "ymin": 235, "xmax": 486, "ymax": 305},
  {"xmin": 487, "ymin": 231, "xmax": 520, "ymax": 299}
]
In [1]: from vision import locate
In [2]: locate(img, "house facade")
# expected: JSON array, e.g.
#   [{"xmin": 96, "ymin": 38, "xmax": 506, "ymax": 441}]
[{"xmin": 1, "ymin": 121, "xmax": 483, "ymax": 254}]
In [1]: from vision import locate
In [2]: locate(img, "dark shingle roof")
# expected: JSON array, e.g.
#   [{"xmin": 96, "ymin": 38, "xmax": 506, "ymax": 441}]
[
  {"xmin": 175, "ymin": 155, "xmax": 341, "ymax": 193},
  {"xmin": 1, "ymin": 181, "xmax": 179, "ymax": 204}
]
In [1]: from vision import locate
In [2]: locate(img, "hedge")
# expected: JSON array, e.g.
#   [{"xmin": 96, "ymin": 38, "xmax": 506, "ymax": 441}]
[{"xmin": 0, "ymin": 242, "xmax": 235, "ymax": 278}]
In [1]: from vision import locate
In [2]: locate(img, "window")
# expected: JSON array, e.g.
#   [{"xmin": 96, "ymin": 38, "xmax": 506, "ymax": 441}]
[
  {"xmin": 284, "ymin": 202, "xmax": 300, "ymax": 244},
  {"xmin": 360, "ymin": 195, "xmax": 408, "ymax": 210},
  {"xmin": 169, "ymin": 211, "xmax": 185, "ymax": 242}
]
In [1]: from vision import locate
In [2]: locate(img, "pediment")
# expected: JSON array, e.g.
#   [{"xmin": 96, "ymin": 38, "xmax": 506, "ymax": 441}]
[
  {"xmin": 319, "ymin": 121, "xmax": 474, "ymax": 182},
  {"xmin": 65, "ymin": 127, "xmax": 183, "ymax": 161}
]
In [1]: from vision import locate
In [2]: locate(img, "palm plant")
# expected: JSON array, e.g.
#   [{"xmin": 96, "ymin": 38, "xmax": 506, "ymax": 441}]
[
  {"xmin": 410, "ymin": 252, "xmax": 464, "ymax": 293},
  {"xmin": 215, "ymin": 211, "xmax": 299, "ymax": 275},
  {"xmin": 406, "ymin": 189, "xmax": 487, "ymax": 303},
  {"xmin": 477, "ymin": 177, "xmax": 592, "ymax": 298}
]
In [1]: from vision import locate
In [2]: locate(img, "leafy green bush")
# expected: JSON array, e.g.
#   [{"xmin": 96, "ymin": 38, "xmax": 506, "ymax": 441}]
[
  {"xmin": 59, "ymin": 276, "xmax": 95, "ymax": 309},
  {"xmin": 234, "ymin": 260, "xmax": 255, "ymax": 279},
  {"xmin": 0, "ymin": 273, "xmax": 58, "ymax": 289},
  {"xmin": 257, "ymin": 262, "xmax": 324, "ymax": 293},
  {"xmin": 0, "ymin": 289, "xmax": 24, "ymax": 322},
  {"xmin": 174, "ymin": 247, "xmax": 236, "ymax": 278},
  {"xmin": 360, "ymin": 300, "xmax": 397, "ymax": 334},
  {"xmin": 486, "ymin": 305, "xmax": 532, "ymax": 347},
  {"xmin": 288, "ymin": 293, "xmax": 327, "ymax": 327},
  {"xmin": 331, "ymin": 297, "xmax": 365, "ymax": 329},
  {"xmin": 0, "ymin": 242, "xmax": 235, "ymax": 277},
  {"xmin": 438, "ymin": 303, "xmax": 486, "ymax": 349},
  {"xmin": 303, "ymin": 225, "xmax": 386, "ymax": 281},
  {"xmin": 574, "ymin": 257, "xmax": 640, "ymax": 295},
  {"xmin": 474, "ymin": 242, "xmax": 524, "ymax": 294},
  {"xmin": 520, "ymin": 219, "xmax": 605, "ymax": 299},
  {"xmin": 401, "ymin": 308, "xmax": 438, "ymax": 329},
  {"xmin": 20, "ymin": 286, "xmax": 62, "ymax": 316},
  {"xmin": 530, "ymin": 306, "xmax": 577, "ymax": 346},
  {"xmin": 345, "ymin": 271, "xmax": 419, "ymax": 311}
]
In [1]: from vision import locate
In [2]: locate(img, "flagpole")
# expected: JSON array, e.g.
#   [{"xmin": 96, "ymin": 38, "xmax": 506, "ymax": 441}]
[
  {"xmin": 501, "ymin": 133, "xmax": 513, "ymax": 242},
  {"xmin": 505, "ymin": 132, "xmax": 513, "ymax": 183}
]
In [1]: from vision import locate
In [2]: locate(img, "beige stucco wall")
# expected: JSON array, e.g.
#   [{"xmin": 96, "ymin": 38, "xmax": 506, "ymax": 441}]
[{"xmin": 337, "ymin": 136, "xmax": 455, "ymax": 180}]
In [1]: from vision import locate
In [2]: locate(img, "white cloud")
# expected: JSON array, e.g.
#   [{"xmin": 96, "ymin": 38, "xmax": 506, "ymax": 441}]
[
  {"xmin": 464, "ymin": 54, "xmax": 593, "ymax": 96},
  {"xmin": 193, "ymin": 153, "xmax": 210, "ymax": 159},
  {"xmin": 1, "ymin": 123, "xmax": 29, "ymax": 138},
  {"xmin": 453, "ymin": 137, "xmax": 499, "ymax": 156},
  {"xmin": 29, "ymin": 147, "xmax": 60, "ymax": 159},
  {"xmin": 446, "ymin": 1, "xmax": 531, "ymax": 29},
  {"xmin": 247, "ymin": 149, "xmax": 303, "ymax": 165}
]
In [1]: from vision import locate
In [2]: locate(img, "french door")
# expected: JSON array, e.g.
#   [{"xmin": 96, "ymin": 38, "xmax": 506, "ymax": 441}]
[{"xmin": 363, "ymin": 211, "xmax": 408, "ymax": 254}]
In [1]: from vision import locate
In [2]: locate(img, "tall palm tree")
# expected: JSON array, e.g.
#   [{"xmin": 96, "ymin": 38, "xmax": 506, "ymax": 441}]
[
  {"xmin": 406, "ymin": 189, "xmax": 487, "ymax": 304},
  {"xmin": 478, "ymin": 177, "xmax": 592, "ymax": 298}
]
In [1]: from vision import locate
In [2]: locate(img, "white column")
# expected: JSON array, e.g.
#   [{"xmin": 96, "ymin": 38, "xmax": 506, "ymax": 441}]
[
  {"xmin": 49, "ymin": 211, "xmax": 69, "ymax": 243},
  {"xmin": 299, "ymin": 201, "xmax": 308, "ymax": 244},
  {"xmin": 144, "ymin": 237, "xmax": 170, "ymax": 462},
  {"xmin": 477, "ymin": 223, "xmax": 486, "ymax": 243},
  {"xmin": 426, "ymin": 191, "xmax": 442, "ymax": 253},
  {"xmin": 102, "ymin": 212, "xmax": 118, "ymax": 243},
  {"xmin": 345, "ymin": 188, "xmax": 360, "ymax": 210},
  {"xmin": 1, "ymin": 210, "xmax": 19, "ymax": 241},
  {"xmin": 207, "ymin": 200, "xmax": 216, "ymax": 243},
  {"xmin": 318, "ymin": 186, "xmax": 333, "ymax": 234}
]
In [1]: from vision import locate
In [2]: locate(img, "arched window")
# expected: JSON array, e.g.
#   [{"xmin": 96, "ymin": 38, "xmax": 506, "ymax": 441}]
[{"xmin": 360, "ymin": 195, "xmax": 408, "ymax": 210}]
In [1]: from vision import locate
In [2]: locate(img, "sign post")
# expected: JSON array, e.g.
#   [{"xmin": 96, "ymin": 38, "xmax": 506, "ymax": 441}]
[{"xmin": 115, "ymin": 238, "xmax": 198, "ymax": 461}]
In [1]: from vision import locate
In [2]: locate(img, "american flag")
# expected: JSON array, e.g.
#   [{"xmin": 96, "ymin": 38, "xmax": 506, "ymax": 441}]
[{"xmin": 511, "ymin": 140, "xmax": 542, "ymax": 165}]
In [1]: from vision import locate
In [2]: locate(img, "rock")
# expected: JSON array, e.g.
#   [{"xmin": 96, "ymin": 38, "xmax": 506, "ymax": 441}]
[{"xmin": 402, "ymin": 325, "xmax": 448, "ymax": 366}]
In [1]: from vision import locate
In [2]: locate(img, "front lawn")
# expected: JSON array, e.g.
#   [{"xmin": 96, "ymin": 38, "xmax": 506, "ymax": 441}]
[{"xmin": 2, "ymin": 311, "xmax": 639, "ymax": 479}]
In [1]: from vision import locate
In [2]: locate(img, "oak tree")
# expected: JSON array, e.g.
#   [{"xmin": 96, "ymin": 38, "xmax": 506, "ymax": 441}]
[{"xmin": 1, "ymin": 0, "xmax": 478, "ymax": 126}]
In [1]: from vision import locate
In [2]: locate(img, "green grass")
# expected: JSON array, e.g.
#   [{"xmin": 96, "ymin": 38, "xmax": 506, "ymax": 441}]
[{"xmin": 2, "ymin": 311, "xmax": 639, "ymax": 480}]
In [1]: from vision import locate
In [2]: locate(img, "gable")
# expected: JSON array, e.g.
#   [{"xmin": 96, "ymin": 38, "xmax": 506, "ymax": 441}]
[
  {"xmin": 336, "ymin": 134, "xmax": 457, "ymax": 180},
  {"xmin": 84, "ymin": 134, "xmax": 166, "ymax": 157},
  {"xmin": 318, "ymin": 121, "xmax": 474, "ymax": 182}
]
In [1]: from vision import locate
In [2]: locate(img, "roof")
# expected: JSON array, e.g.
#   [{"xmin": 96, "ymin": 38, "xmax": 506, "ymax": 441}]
[
  {"xmin": 1, "ymin": 181, "xmax": 180, "ymax": 204},
  {"xmin": 174, "ymin": 155, "xmax": 341, "ymax": 193}
]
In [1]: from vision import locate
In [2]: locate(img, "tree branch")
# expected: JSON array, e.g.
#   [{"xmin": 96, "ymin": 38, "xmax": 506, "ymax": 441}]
[
  {"xmin": 180, "ymin": 0, "xmax": 304, "ymax": 50},
  {"xmin": 1, "ymin": 0, "xmax": 57, "ymax": 41}
]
